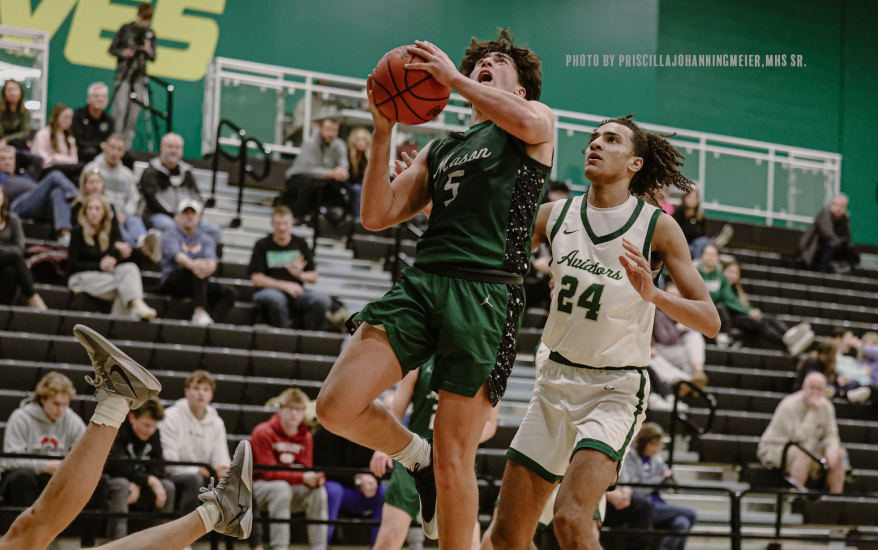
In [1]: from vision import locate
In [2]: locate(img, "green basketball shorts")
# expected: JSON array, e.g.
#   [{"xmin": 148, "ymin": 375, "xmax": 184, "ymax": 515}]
[{"xmin": 354, "ymin": 266, "xmax": 524, "ymax": 405}]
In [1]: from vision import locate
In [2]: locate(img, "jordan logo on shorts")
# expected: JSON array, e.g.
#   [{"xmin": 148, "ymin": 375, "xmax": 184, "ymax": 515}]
[{"xmin": 481, "ymin": 296, "xmax": 492, "ymax": 307}]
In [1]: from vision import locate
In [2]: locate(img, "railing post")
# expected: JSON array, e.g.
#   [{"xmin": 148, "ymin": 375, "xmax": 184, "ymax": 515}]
[
  {"xmin": 668, "ymin": 388, "xmax": 679, "ymax": 469},
  {"xmin": 167, "ymin": 84, "xmax": 174, "ymax": 132},
  {"xmin": 232, "ymin": 129, "xmax": 247, "ymax": 229},
  {"xmin": 730, "ymin": 490, "xmax": 742, "ymax": 550},
  {"xmin": 207, "ymin": 124, "xmax": 222, "ymax": 208}
]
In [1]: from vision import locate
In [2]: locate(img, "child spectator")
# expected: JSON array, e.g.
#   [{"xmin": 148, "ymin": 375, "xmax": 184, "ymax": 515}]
[
  {"xmin": 105, "ymin": 397, "xmax": 175, "ymax": 540},
  {"xmin": 250, "ymin": 388, "xmax": 328, "ymax": 550},
  {"xmin": 620, "ymin": 423, "xmax": 697, "ymax": 550},
  {"xmin": 159, "ymin": 370, "xmax": 231, "ymax": 515},
  {"xmin": 30, "ymin": 103, "xmax": 80, "ymax": 178}
]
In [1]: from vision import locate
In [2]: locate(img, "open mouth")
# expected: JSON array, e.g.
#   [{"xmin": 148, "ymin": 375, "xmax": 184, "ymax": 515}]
[
  {"xmin": 587, "ymin": 152, "xmax": 602, "ymax": 162},
  {"xmin": 477, "ymin": 70, "xmax": 493, "ymax": 83}
]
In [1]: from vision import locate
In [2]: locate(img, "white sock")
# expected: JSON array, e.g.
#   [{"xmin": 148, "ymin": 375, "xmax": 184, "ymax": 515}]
[
  {"xmin": 390, "ymin": 435, "xmax": 432, "ymax": 471},
  {"xmin": 197, "ymin": 500, "xmax": 221, "ymax": 532},
  {"xmin": 90, "ymin": 394, "xmax": 130, "ymax": 429}
]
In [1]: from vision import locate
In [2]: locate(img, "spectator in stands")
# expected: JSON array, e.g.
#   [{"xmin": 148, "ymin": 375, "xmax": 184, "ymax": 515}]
[
  {"xmin": 82, "ymin": 134, "xmax": 155, "ymax": 252},
  {"xmin": 544, "ymin": 180, "xmax": 571, "ymax": 203},
  {"xmin": 139, "ymin": 132, "xmax": 223, "ymax": 244},
  {"xmin": 799, "ymin": 194, "xmax": 859, "ymax": 274},
  {"xmin": 0, "ymin": 372, "xmax": 106, "ymax": 547},
  {"xmin": 67, "ymin": 194, "xmax": 157, "ymax": 319},
  {"xmin": 0, "ymin": 145, "xmax": 37, "ymax": 202},
  {"xmin": 673, "ymin": 189, "xmax": 709, "ymax": 260},
  {"xmin": 109, "ymin": 2, "xmax": 156, "ymax": 148},
  {"xmin": 105, "ymin": 397, "xmax": 175, "ymax": 540},
  {"xmin": 30, "ymin": 103, "xmax": 81, "ymax": 180},
  {"xmin": 758, "ymin": 372, "xmax": 846, "ymax": 493},
  {"xmin": 0, "ymin": 80, "xmax": 31, "ymax": 148},
  {"xmin": 0, "ymin": 184, "xmax": 46, "ymax": 308},
  {"xmin": 72, "ymin": 82, "xmax": 114, "ymax": 164},
  {"xmin": 314, "ymin": 421, "xmax": 387, "ymax": 545},
  {"xmin": 862, "ymin": 332, "xmax": 878, "ymax": 387},
  {"xmin": 794, "ymin": 341, "xmax": 862, "ymax": 400},
  {"xmin": 159, "ymin": 370, "xmax": 231, "ymax": 515},
  {"xmin": 722, "ymin": 259, "xmax": 814, "ymax": 355},
  {"xmin": 831, "ymin": 328, "xmax": 873, "ymax": 403},
  {"xmin": 249, "ymin": 206, "xmax": 332, "ymax": 331},
  {"xmin": 73, "ymin": 169, "xmax": 159, "ymax": 263},
  {"xmin": 160, "ymin": 198, "xmax": 236, "ymax": 325},
  {"xmin": 603, "ymin": 485, "xmax": 654, "ymax": 550},
  {"xmin": 652, "ymin": 282, "xmax": 708, "ymax": 387},
  {"xmin": 250, "ymin": 387, "xmax": 328, "ymax": 550},
  {"xmin": 346, "ymin": 127, "xmax": 371, "ymax": 220},
  {"xmin": 700, "ymin": 245, "xmax": 807, "ymax": 354},
  {"xmin": 9, "ymin": 157, "xmax": 79, "ymax": 246},
  {"xmin": 282, "ymin": 117, "xmax": 349, "ymax": 223},
  {"xmin": 658, "ymin": 185, "xmax": 674, "ymax": 215},
  {"xmin": 621, "ymin": 423, "xmax": 697, "ymax": 550}
]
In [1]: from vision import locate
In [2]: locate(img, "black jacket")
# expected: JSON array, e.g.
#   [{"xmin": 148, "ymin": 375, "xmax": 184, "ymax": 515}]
[
  {"xmin": 313, "ymin": 426, "xmax": 379, "ymax": 489},
  {"xmin": 72, "ymin": 107, "xmax": 114, "ymax": 164},
  {"xmin": 139, "ymin": 157, "xmax": 203, "ymax": 219},
  {"xmin": 67, "ymin": 223, "xmax": 126, "ymax": 275},
  {"xmin": 108, "ymin": 22, "xmax": 157, "ymax": 83},
  {"xmin": 106, "ymin": 420, "xmax": 166, "ymax": 487}
]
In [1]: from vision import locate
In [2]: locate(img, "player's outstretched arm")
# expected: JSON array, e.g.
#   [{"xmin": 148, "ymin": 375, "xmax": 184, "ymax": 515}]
[
  {"xmin": 361, "ymin": 76, "xmax": 432, "ymax": 231},
  {"xmin": 406, "ymin": 40, "xmax": 553, "ymax": 146},
  {"xmin": 531, "ymin": 202, "xmax": 554, "ymax": 251},
  {"xmin": 619, "ymin": 213, "xmax": 720, "ymax": 337}
]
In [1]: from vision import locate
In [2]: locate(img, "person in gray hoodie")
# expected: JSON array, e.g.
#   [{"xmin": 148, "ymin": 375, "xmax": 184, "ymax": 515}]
[
  {"xmin": 0, "ymin": 371, "xmax": 107, "ymax": 547},
  {"xmin": 82, "ymin": 134, "xmax": 150, "ymax": 248},
  {"xmin": 159, "ymin": 370, "xmax": 231, "ymax": 515},
  {"xmin": 620, "ymin": 422, "xmax": 697, "ymax": 550},
  {"xmin": 138, "ymin": 132, "xmax": 223, "ymax": 245}
]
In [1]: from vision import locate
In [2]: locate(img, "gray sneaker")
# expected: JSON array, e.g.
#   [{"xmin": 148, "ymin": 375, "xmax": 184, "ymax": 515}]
[
  {"xmin": 199, "ymin": 440, "xmax": 253, "ymax": 538},
  {"xmin": 73, "ymin": 324, "xmax": 162, "ymax": 409}
]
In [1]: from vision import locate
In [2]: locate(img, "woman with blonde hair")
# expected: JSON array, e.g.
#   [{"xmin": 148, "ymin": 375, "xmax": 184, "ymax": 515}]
[
  {"xmin": 346, "ymin": 127, "xmax": 372, "ymax": 219},
  {"xmin": 67, "ymin": 194, "xmax": 156, "ymax": 319}
]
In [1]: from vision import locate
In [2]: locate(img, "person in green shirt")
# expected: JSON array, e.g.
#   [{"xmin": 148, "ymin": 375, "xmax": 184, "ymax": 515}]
[
  {"xmin": 0, "ymin": 80, "xmax": 33, "ymax": 147},
  {"xmin": 699, "ymin": 245, "xmax": 809, "ymax": 354}
]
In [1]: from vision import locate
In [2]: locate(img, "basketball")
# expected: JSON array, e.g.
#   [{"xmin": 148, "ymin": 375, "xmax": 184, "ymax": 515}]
[{"xmin": 370, "ymin": 45, "xmax": 451, "ymax": 126}]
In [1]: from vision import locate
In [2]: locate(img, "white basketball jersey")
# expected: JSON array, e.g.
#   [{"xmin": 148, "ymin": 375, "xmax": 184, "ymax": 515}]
[{"xmin": 542, "ymin": 195, "xmax": 661, "ymax": 368}]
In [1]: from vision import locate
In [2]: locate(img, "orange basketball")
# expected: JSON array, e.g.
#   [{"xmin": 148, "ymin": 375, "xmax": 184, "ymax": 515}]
[{"xmin": 371, "ymin": 45, "xmax": 451, "ymax": 126}]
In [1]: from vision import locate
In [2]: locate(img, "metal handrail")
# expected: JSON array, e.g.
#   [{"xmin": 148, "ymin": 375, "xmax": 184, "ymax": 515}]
[
  {"xmin": 207, "ymin": 119, "xmax": 272, "ymax": 228},
  {"xmin": 667, "ymin": 380, "xmax": 718, "ymax": 468},
  {"xmin": 125, "ymin": 74, "xmax": 175, "ymax": 151}
]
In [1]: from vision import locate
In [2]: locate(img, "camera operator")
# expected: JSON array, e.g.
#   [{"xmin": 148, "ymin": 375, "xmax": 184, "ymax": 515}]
[{"xmin": 108, "ymin": 3, "xmax": 157, "ymax": 149}]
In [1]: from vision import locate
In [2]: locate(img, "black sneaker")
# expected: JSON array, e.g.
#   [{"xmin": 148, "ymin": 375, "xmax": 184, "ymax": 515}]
[{"xmin": 409, "ymin": 438, "xmax": 437, "ymax": 540}]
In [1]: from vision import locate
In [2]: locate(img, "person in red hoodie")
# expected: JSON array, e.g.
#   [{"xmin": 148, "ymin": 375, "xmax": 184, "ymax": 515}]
[{"xmin": 250, "ymin": 388, "xmax": 329, "ymax": 550}]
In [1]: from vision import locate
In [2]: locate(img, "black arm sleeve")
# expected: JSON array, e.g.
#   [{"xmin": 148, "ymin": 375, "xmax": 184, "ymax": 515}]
[{"xmin": 139, "ymin": 170, "xmax": 172, "ymax": 217}]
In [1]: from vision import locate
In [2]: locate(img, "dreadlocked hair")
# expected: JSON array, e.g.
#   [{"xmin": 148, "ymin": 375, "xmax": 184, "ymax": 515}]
[
  {"xmin": 459, "ymin": 28, "xmax": 542, "ymax": 101},
  {"xmin": 600, "ymin": 114, "xmax": 694, "ymax": 205}
]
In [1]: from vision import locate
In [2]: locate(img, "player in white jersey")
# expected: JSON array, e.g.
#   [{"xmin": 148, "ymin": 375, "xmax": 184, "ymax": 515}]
[{"xmin": 491, "ymin": 115, "xmax": 720, "ymax": 550}]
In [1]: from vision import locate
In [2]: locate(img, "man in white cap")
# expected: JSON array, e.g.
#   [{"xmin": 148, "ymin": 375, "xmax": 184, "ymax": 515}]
[{"xmin": 159, "ymin": 198, "xmax": 236, "ymax": 325}]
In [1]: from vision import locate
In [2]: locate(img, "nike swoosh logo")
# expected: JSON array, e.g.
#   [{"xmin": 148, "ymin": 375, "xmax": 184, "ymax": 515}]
[
  {"xmin": 109, "ymin": 364, "xmax": 137, "ymax": 398},
  {"xmin": 563, "ymin": 229, "xmax": 578, "ymax": 235}
]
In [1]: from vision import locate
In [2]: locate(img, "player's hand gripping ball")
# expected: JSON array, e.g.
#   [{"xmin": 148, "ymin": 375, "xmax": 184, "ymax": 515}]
[{"xmin": 370, "ymin": 45, "xmax": 451, "ymax": 126}]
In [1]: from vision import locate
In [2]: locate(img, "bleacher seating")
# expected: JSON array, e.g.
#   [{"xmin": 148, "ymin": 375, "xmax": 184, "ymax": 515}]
[{"xmin": 3, "ymin": 165, "xmax": 878, "ymax": 548}]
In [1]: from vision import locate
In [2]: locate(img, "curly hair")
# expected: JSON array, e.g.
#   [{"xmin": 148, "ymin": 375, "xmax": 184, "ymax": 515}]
[
  {"xmin": 459, "ymin": 28, "xmax": 542, "ymax": 101},
  {"xmin": 597, "ymin": 114, "xmax": 694, "ymax": 205}
]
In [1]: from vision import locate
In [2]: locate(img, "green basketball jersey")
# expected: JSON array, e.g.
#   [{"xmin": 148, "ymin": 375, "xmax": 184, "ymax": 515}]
[
  {"xmin": 417, "ymin": 121, "xmax": 551, "ymax": 275},
  {"xmin": 408, "ymin": 361, "xmax": 440, "ymax": 439}
]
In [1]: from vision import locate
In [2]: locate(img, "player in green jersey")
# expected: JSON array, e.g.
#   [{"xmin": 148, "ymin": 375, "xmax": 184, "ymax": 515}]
[
  {"xmin": 316, "ymin": 28, "xmax": 554, "ymax": 547},
  {"xmin": 371, "ymin": 362, "xmax": 500, "ymax": 550}
]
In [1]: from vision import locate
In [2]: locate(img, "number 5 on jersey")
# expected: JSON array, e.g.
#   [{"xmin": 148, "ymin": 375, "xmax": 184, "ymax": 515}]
[
  {"xmin": 556, "ymin": 275, "xmax": 604, "ymax": 321},
  {"xmin": 444, "ymin": 170, "xmax": 464, "ymax": 206}
]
